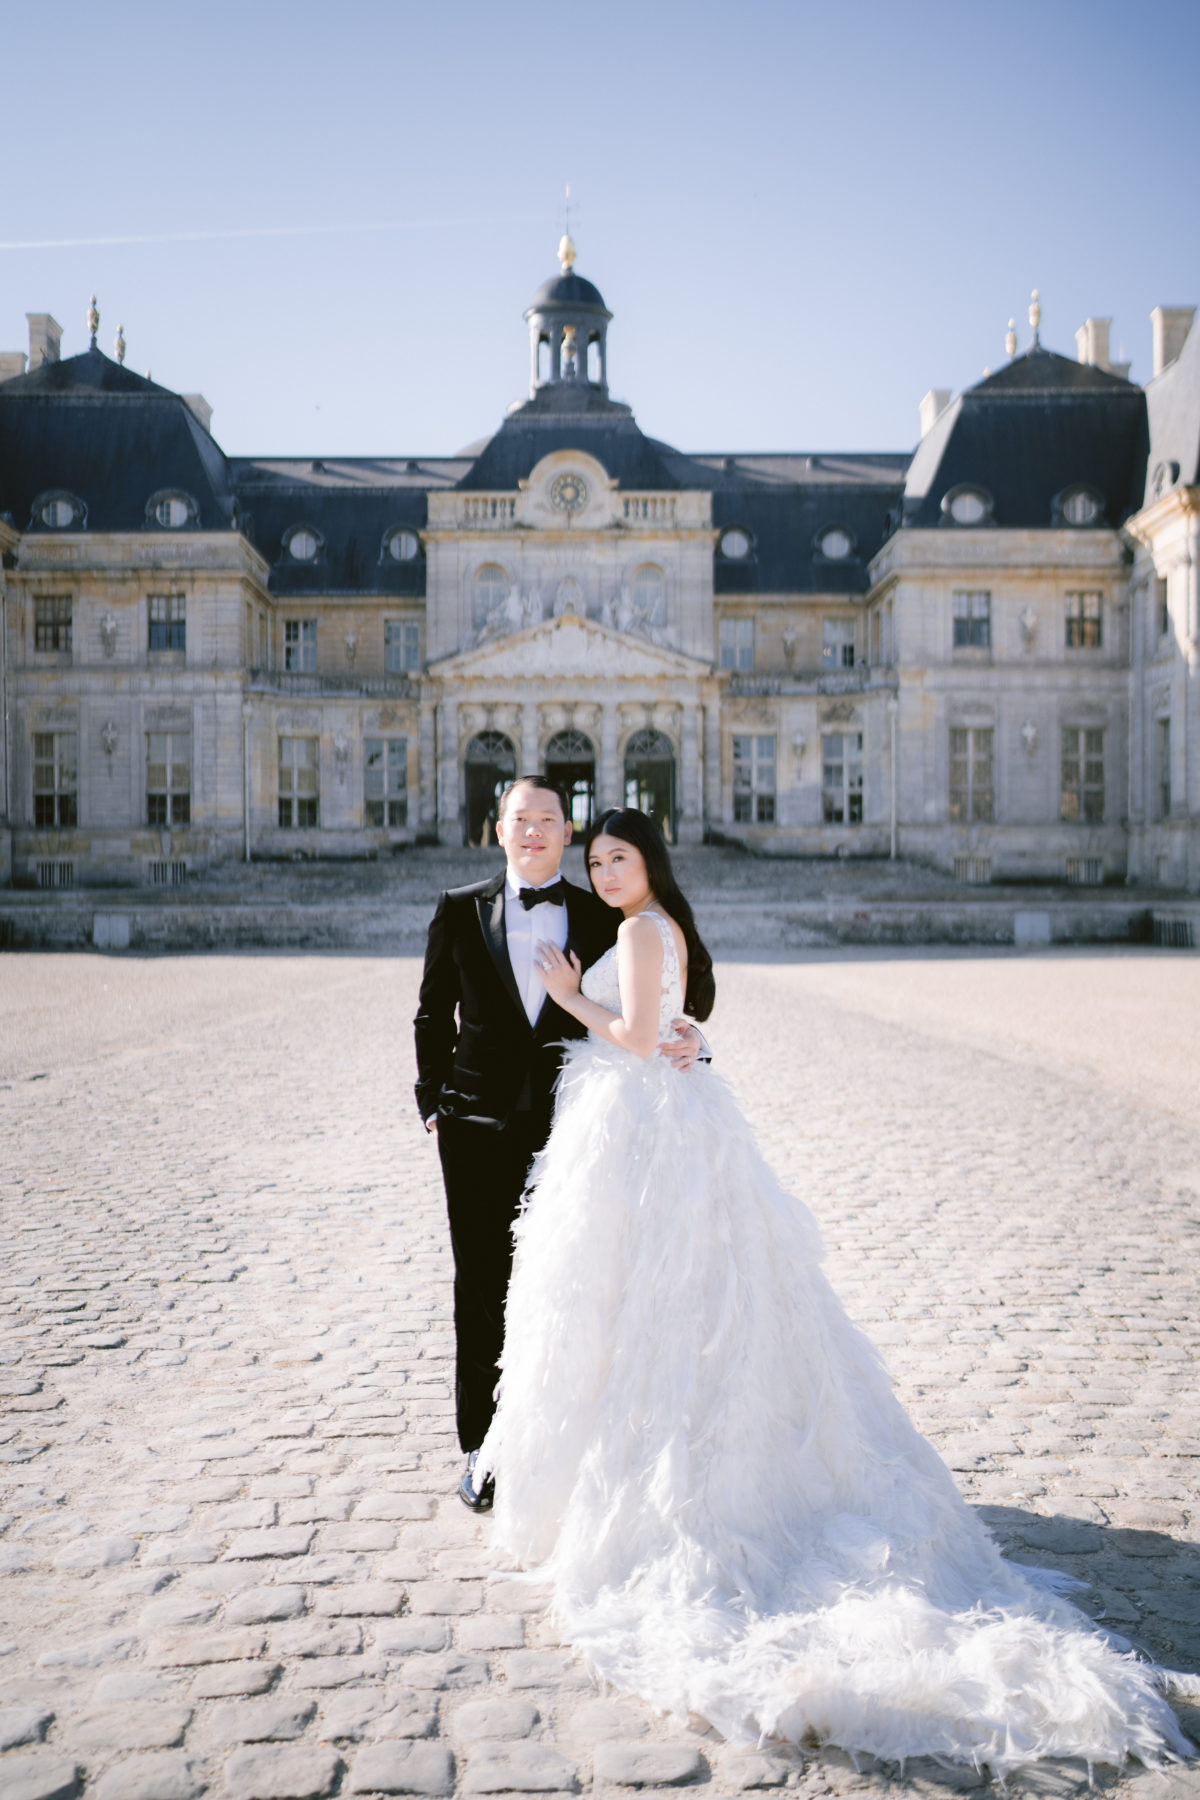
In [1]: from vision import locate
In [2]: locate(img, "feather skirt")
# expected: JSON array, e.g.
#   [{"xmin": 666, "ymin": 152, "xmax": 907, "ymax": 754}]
[{"xmin": 477, "ymin": 1041, "xmax": 1192, "ymax": 1773}]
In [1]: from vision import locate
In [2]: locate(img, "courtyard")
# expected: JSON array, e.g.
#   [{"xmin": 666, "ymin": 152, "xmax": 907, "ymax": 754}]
[{"xmin": 1, "ymin": 947, "xmax": 1198, "ymax": 1799}]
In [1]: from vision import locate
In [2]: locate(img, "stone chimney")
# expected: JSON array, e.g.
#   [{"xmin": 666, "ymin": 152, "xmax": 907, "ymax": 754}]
[
  {"xmin": 1151, "ymin": 306, "xmax": 1196, "ymax": 377},
  {"xmin": 1076, "ymin": 317, "xmax": 1111, "ymax": 368},
  {"xmin": 27, "ymin": 313, "xmax": 62, "ymax": 367},
  {"xmin": 919, "ymin": 389, "xmax": 951, "ymax": 438},
  {"xmin": 182, "ymin": 394, "xmax": 213, "ymax": 433},
  {"xmin": 0, "ymin": 352, "xmax": 27, "ymax": 382}
]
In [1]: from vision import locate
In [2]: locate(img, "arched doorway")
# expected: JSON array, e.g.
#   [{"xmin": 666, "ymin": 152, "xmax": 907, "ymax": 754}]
[
  {"xmin": 624, "ymin": 728, "xmax": 676, "ymax": 843},
  {"xmin": 465, "ymin": 730, "xmax": 516, "ymax": 846},
  {"xmin": 545, "ymin": 728, "xmax": 595, "ymax": 833}
]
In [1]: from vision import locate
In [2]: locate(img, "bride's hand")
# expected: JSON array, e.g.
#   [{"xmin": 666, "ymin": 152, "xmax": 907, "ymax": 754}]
[{"xmin": 537, "ymin": 941, "xmax": 583, "ymax": 1002}]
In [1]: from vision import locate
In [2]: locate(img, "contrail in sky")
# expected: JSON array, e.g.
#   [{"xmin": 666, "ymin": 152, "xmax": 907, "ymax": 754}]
[{"xmin": 0, "ymin": 214, "xmax": 550, "ymax": 252}]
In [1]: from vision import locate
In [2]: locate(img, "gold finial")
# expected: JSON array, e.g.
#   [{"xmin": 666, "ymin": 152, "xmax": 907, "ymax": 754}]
[
  {"xmin": 88, "ymin": 294, "xmax": 99, "ymax": 345},
  {"xmin": 558, "ymin": 232, "xmax": 577, "ymax": 275},
  {"xmin": 114, "ymin": 324, "xmax": 126, "ymax": 365},
  {"xmin": 1029, "ymin": 287, "xmax": 1042, "ymax": 345},
  {"xmin": 1005, "ymin": 318, "xmax": 1017, "ymax": 357}
]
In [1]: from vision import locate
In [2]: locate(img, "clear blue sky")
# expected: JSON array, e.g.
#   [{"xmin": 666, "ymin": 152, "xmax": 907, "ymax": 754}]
[{"xmin": 3, "ymin": 0, "xmax": 1196, "ymax": 460}]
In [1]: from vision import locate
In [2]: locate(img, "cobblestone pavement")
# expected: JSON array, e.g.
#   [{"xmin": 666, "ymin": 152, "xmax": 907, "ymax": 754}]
[{"xmin": 1, "ymin": 948, "xmax": 1198, "ymax": 1800}]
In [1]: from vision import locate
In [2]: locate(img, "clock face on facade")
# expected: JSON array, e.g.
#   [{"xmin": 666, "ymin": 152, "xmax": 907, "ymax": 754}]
[{"xmin": 550, "ymin": 472, "xmax": 588, "ymax": 515}]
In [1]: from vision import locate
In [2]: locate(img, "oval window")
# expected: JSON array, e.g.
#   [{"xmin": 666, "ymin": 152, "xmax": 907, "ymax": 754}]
[
  {"xmin": 41, "ymin": 497, "xmax": 77, "ymax": 528},
  {"xmin": 720, "ymin": 528, "xmax": 751, "ymax": 559},
  {"xmin": 947, "ymin": 489, "xmax": 990, "ymax": 525},
  {"xmin": 155, "ymin": 495, "xmax": 191, "ymax": 528},
  {"xmin": 1061, "ymin": 490, "xmax": 1101, "ymax": 526},
  {"xmin": 288, "ymin": 529, "xmax": 319, "ymax": 561},
  {"xmin": 819, "ymin": 528, "xmax": 853, "ymax": 560},
  {"xmin": 387, "ymin": 528, "xmax": 420, "ymax": 562}
]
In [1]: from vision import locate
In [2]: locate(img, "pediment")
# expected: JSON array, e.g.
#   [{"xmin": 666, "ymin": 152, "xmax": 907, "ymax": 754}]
[{"xmin": 431, "ymin": 612, "xmax": 712, "ymax": 681}]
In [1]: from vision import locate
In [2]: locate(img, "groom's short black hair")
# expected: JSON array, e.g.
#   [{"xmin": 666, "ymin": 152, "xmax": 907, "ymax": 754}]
[{"xmin": 497, "ymin": 774, "xmax": 571, "ymax": 820}]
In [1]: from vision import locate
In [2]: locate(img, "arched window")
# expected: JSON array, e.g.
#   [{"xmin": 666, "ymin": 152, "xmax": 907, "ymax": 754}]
[
  {"xmin": 474, "ymin": 564, "xmax": 509, "ymax": 629},
  {"xmin": 465, "ymin": 730, "xmax": 517, "ymax": 847},
  {"xmin": 632, "ymin": 565, "xmax": 665, "ymax": 628},
  {"xmin": 545, "ymin": 729, "xmax": 596, "ymax": 832},
  {"xmin": 624, "ymin": 728, "xmax": 676, "ymax": 843}
]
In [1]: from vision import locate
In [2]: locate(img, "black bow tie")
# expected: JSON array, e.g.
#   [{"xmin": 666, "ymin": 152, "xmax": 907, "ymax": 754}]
[{"xmin": 519, "ymin": 881, "xmax": 567, "ymax": 910}]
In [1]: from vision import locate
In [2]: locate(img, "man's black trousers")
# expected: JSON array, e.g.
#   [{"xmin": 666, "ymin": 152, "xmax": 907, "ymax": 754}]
[{"xmin": 437, "ymin": 1110, "xmax": 547, "ymax": 1453}]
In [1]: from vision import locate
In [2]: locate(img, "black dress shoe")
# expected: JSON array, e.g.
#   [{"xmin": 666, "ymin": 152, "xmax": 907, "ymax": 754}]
[{"xmin": 459, "ymin": 1449, "xmax": 494, "ymax": 1512}]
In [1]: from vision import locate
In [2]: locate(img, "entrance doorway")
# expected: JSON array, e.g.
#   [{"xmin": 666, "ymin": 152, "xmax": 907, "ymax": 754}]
[
  {"xmin": 545, "ymin": 728, "xmax": 596, "ymax": 833},
  {"xmin": 624, "ymin": 728, "xmax": 676, "ymax": 843},
  {"xmin": 465, "ymin": 730, "xmax": 516, "ymax": 846}
]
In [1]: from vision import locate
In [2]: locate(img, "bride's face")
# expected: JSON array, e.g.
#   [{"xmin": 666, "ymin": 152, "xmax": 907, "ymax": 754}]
[{"xmin": 587, "ymin": 833, "xmax": 653, "ymax": 913}]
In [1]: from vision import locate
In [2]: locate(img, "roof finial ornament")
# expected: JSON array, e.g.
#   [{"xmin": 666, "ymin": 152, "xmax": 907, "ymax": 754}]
[
  {"xmin": 1005, "ymin": 318, "xmax": 1018, "ymax": 358},
  {"xmin": 87, "ymin": 295, "xmax": 99, "ymax": 347},
  {"xmin": 557, "ymin": 181, "xmax": 577, "ymax": 275},
  {"xmin": 1029, "ymin": 287, "xmax": 1042, "ymax": 347},
  {"xmin": 114, "ymin": 324, "xmax": 126, "ymax": 365}
]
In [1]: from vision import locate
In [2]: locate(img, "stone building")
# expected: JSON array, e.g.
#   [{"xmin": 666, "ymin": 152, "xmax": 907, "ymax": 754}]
[{"xmin": 1, "ymin": 255, "xmax": 1197, "ymax": 891}]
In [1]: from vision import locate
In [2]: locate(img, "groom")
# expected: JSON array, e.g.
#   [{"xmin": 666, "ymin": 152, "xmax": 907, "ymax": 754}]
[{"xmin": 414, "ymin": 774, "xmax": 702, "ymax": 1509}]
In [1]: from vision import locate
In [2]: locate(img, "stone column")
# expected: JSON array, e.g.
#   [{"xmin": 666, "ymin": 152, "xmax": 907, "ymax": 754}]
[
  {"xmin": 703, "ymin": 699, "xmax": 722, "ymax": 831},
  {"xmin": 679, "ymin": 701, "xmax": 702, "ymax": 842},
  {"xmin": 419, "ymin": 698, "xmax": 437, "ymax": 836},
  {"xmin": 599, "ymin": 699, "xmax": 620, "ymax": 810},
  {"xmin": 521, "ymin": 700, "xmax": 540, "ymax": 774},
  {"xmin": 436, "ymin": 697, "xmax": 460, "ymax": 843}
]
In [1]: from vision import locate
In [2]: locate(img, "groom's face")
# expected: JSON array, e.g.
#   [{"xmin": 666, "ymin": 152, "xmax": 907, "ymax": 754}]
[{"xmin": 495, "ymin": 781, "xmax": 572, "ymax": 886}]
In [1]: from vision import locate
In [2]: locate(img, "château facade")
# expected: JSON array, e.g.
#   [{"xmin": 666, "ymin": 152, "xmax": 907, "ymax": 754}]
[{"xmin": 1, "ymin": 255, "xmax": 1198, "ymax": 892}]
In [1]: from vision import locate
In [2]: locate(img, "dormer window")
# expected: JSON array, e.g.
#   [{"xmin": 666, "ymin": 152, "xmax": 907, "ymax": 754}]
[
  {"xmin": 285, "ymin": 527, "xmax": 321, "ymax": 562},
  {"xmin": 942, "ymin": 486, "xmax": 993, "ymax": 526},
  {"xmin": 718, "ymin": 528, "xmax": 752, "ymax": 559},
  {"xmin": 34, "ymin": 491, "xmax": 85, "ymax": 530},
  {"xmin": 817, "ymin": 527, "xmax": 854, "ymax": 561},
  {"xmin": 385, "ymin": 528, "xmax": 420, "ymax": 562},
  {"xmin": 147, "ymin": 490, "xmax": 197, "ymax": 529},
  {"xmin": 1057, "ymin": 487, "xmax": 1103, "ymax": 527}
]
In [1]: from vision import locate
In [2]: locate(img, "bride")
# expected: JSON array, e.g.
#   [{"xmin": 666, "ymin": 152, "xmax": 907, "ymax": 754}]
[{"xmin": 476, "ymin": 807, "xmax": 1192, "ymax": 1773}]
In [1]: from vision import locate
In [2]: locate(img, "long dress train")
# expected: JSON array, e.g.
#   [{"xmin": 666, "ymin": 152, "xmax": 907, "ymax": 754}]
[{"xmin": 477, "ymin": 914, "xmax": 1192, "ymax": 1773}]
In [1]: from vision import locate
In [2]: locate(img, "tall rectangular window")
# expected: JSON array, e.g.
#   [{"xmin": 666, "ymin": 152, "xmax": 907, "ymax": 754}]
[
  {"xmin": 719, "ymin": 618, "xmax": 755, "ymax": 671},
  {"xmin": 1157, "ymin": 577, "xmax": 1170, "ymax": 638},
  {"xmin": 284, "ymin": 619, "xmax": 317, "ymax": 672},
  {"xmin": 33, "ymin": 731, "xmax": 78, "ymax": 826},
  {"xmin": 822, "ymin": 618, "xmax": 856, "ymax": 669},
  {"xmin": 278, "ymin": 736, "xmax": 319, "ymax": 827},
  {"xmin": 1065, "ymin": 591, "xmax": 1102, "ymax": 648},
  {"xmin": 732, "ymin": 734, "xmax": 776, "ymax": 823},
  {"xmin": 148, "ymin": 595, "xmax": 186, "ymax": 651},
  {"xmin": 1061, "ymin": 727, "xmax": 1104, "ymax": 822},
  {"xmin": 385, "ymin": 620, "xmax": 421, "ymax": 674},
  {"xmin": 34, "ymin": 595, "xmax": 72, "ymax": 653},
  {"xmin": 147, "ymin": 732, "xmax": 191, "ymax": 826},
  {"xmin": 822, "ymin": 732, "xmax": 863, "ymax": 823},
  {"xmin": 1158, "ymin": 718, "xmax": 1171, "ymax": 818},
  {"xmin": 364, "ymin": 737, "xmax": 408, "ymax": 826},
  {"xmin": 949, "ymin": 727, "xmax": 994, "ymax": 821},
  {"xmin": 952, "ymin": 591, "xmax": 991, "ymax": 649}
]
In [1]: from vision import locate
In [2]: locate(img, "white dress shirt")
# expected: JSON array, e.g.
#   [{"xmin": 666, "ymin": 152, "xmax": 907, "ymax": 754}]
[{"xmin": 504, "ymin": 868, "xmax": 570, "ymax": 1026}]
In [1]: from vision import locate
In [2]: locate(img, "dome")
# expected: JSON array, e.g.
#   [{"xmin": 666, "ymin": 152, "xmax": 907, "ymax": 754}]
[{"xmin": 526, "ymin": 271, "xmax": 610, "ymax": 315}]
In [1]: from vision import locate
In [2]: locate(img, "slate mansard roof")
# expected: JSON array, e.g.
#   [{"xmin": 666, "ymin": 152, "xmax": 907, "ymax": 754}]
[
  {"xmin": 902, "ymin": 345, "xmax": 1149, "ymax": 530},
  {"xmin": 0, "ymin": 346, "xmax": 238, "ymax": 532},
  {"xmin": 1143, "ymin": 314, "xmax": 1200, "ymax": 506},
  {"xmin": 3, "ymin": 319, "xmax": 1195, "ymax": 598}
]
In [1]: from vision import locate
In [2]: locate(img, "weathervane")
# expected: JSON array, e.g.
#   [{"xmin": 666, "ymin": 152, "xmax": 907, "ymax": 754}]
[{"xmin": 558, "ymin": 183, "xmax": 577, "ymax": 274}]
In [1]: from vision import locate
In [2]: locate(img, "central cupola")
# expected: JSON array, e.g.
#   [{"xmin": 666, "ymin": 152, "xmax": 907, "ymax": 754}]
[{"xmin": 524, "ymin": 235, "xmax": 613, "ymax": 397}]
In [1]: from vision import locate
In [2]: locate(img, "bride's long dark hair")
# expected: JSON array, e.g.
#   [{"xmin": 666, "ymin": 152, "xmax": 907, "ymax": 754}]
[{"xmin": 583, "ymin": 807, "xmax": 715, "ymax": 1022}]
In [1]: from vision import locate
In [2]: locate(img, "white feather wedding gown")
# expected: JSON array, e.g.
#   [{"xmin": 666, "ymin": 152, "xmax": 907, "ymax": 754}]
[{"xmin": 477, "ymin": 914, "xmax": 1190, "ymax": 1772}]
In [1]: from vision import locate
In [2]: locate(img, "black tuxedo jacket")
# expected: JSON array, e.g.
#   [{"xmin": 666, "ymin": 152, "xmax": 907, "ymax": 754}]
[{"xmin": 413, "ymin": 869, "xmax": 620, "ymax": 1132}]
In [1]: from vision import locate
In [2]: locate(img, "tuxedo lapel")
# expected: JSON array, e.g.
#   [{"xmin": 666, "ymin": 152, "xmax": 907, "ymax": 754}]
[{"xmin": 477, "ymin": 875, "xmax": 528, "ymax": 1025}]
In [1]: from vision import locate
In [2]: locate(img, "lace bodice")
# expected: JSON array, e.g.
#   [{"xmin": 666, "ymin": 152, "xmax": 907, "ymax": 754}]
[{"xmin": 581, "ymin": 908, "xmax": 685, "ymax": 1042}]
